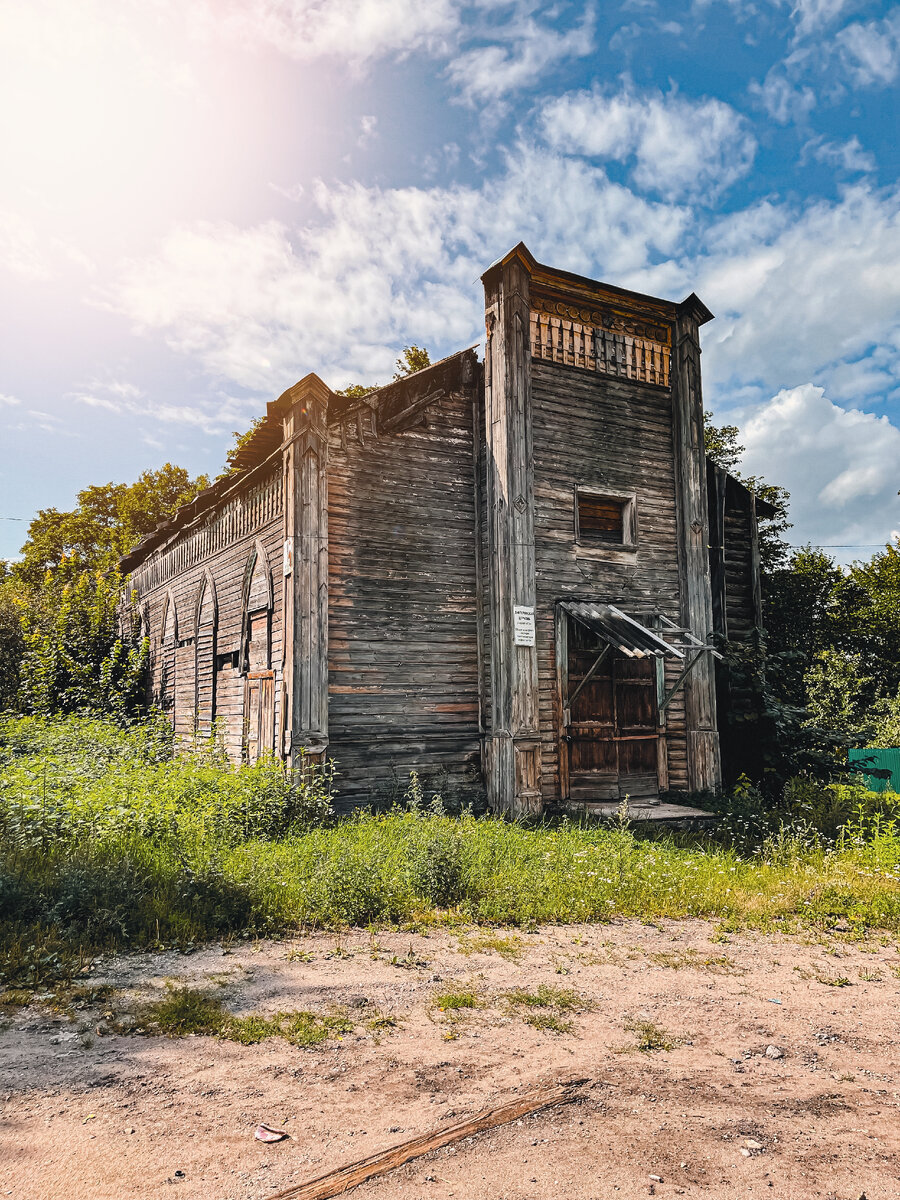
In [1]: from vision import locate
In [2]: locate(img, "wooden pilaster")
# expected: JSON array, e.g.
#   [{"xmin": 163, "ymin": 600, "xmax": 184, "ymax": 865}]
[
  {"xmin": 672, "ymin": 295, "xmax": 721, "ymax": 794},
  {"xmin": 482, "ymin": 246, "xmax": 543, "ymax": 817},
  {"xmin": 281, "ymin": 373, "xmax": 330, "ymax": 766},
  {"xmin": 709, "ymin": 463, "xmax": 728, "ymax": 639}
]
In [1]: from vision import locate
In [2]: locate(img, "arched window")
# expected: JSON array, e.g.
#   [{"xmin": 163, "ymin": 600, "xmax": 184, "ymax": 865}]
[
  {"xmin": 159, "ymin": 593, "xmax": 177, "ymax": 716},
  {"xmin": 194, "ymin": 573, "xmax": 217, "ymax": 735},
  {"xmin": 241, "ymin": 543, "xmax": 274, "ymax": 763}
]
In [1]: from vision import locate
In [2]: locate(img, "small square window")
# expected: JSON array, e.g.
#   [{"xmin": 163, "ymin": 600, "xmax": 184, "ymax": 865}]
[{"xmin": 575, "ymin": 489, "xmax": 636, "ymax": 548}]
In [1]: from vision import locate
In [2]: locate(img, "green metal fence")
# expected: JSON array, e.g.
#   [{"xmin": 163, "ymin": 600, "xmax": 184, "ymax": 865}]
[{"xmin": 849, "ymin": 748, "xmax": 900, "ymax": 793}]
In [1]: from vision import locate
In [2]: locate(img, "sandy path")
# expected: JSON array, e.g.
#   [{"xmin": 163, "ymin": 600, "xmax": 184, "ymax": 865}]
[{"xmin": 1, "ymin": 920, "xmax": 898, "ymax": 1200}]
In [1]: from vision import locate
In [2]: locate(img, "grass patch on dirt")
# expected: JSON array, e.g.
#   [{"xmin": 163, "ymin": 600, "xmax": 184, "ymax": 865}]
[
  {"xmin": 5, "ymin": 715, "xmax": 900, "ymax": 989},
  {"xmin": 456, "ymin": 932, "xmax": 526, "ymax": 960},
  {"xmin": 619, "ymin": 1017, "xmax": 679, "ymax": 1053},
  {"xmin": 502, "ymin": 984, "xmax": 586, "ymax": 1034},
  {"xmin": 502, "ymin": 984, "xmax": 581, "ymax": 1011},
  {"xmin": 647, "ymin": 949, "xmax": 744, "ymax": 974},
  {"xmin": 138, "ymin": 985, "xmax": 353, "ymax": 1046},
  {"xmin": 432, "ymin": 987, "xmax": 480, "ymax": 1011}
]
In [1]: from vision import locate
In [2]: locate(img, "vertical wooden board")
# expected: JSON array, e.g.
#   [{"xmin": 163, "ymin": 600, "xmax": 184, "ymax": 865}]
[{"xmin": 671, "ymin": 301, "xmax": 721, "ymax": 792}]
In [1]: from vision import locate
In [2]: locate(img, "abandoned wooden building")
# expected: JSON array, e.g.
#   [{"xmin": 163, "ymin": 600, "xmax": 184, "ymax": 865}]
[{"xmin": 121, "ymin": 243, "xmax": 772, "ymax": 818}]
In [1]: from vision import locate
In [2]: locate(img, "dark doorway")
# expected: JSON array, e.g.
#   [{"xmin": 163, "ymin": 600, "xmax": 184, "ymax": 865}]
[{"xmin": 562, "ymin": 616, "xmax": 659, "ymax": 802}]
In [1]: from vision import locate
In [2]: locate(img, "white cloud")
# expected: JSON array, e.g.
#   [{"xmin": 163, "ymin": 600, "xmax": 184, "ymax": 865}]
[
  {"xmin": 639, "ymin": 185, "xmax": 900, "ymax": 403},
  {"xmin": 358, "ymin": 115, "xmax": 378, "ymax": 147},
  {"xmin": 803, "ymin": 135, "xmax": 876, "ymax": 173},
  {"xmin": 836, "ymin": 8, "xmax": 900, "ymax": 86},
  {"xmin": 699, "ymin": 0, "xmax": 863, "ymax": 36},
  {"xmin": 739, "ymin": 384, "xmax": 900, "ymax": 554},
  {"xmin": 72, "ymin": 377, "xmax": 256, "ymax": 435},
  {"xmin": 0, "ymin": 393, "xmax": 22, "ymax": 407},
  {"xmin": 540, "ymin": 86, "xmax": 756, "ymax": 200},
  {"xmin": 748, "ymin": 57, "xmax": 817, "ymax": 123},
  {"xmin": 104, "ymin": 144, "xmax": 687, "ymax": 391},
  {"xmin": 197, "ymin": 0, "xmax": 458, "ymax": 66},
  {"xmin": 0, "ymin": 210, "xmax": 53, "ymax": 281},
  {"xmin": 446, "ymin": 6, "xmax": 596, "ymax": 105},
  {"xmin": 790, "ymin": 0, "xmax": 860, "ymax": 37}
]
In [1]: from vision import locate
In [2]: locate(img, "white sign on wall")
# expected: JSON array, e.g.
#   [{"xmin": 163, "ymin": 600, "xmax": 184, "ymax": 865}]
[
  {"xmin": 282, "ymin": 538, "xmax": 293, "ymax": 577},
  {"xmin": 513, "ymin": 605, "xmax": 536, "ymax": 647}
]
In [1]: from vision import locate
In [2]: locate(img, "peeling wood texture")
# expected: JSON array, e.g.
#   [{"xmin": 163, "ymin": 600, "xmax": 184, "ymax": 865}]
[{"xmin": 123, "ymin": 242, "xmax": 765, "ymax": 814}]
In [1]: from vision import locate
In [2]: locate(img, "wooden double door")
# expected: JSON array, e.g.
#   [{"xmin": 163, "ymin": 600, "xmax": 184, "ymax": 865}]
[
  {"xmin": 563, "ymin": 618, "xmax": 660, "ymax": 802},
  {"xmin": 243, "ymin": 610, "xmax": 274, "ymax": 764}
]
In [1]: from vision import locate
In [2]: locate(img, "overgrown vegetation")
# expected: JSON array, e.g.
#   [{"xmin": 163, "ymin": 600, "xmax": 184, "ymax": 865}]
[{"xmin": 3, "ymin": 716, "xmax": 900, "ymax": 992}]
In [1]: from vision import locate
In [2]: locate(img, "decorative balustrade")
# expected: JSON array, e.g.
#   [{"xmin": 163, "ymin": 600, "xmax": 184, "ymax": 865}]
[
  {"xmin": 134, "ymin": 468, "xmax": 282, "ymax": 593},
  {"xmin": 530, "ymin": 306, "xmax": 670, "ymax": 388}
]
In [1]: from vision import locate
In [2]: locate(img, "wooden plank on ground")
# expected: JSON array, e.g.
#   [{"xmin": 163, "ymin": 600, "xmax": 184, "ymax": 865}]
[{"xmin": 269, "ymin": 1078, "xmax": 587, "ymax": 1200}]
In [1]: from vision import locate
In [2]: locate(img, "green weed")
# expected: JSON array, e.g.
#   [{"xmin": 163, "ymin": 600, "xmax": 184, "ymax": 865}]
[
  {"xmin": 138, "ymin": 984, "xmax": 352, "ymax": 1045},
  {"xmin": 620, "ymin": 1018, "xmax": 679, "ymax": 1053},
  {"xmin": 648, "ymin": 949, "xmax": 743, "ymax": 974},
  {"xmin": 456, "ymin": 932, "xmax": 525, "ymax": 960},
  {"xmin": 502, "ymin": 984, "xmax": 581, "ymax": 1011},
  {"xmin": 432, "ymin": 988, "xmax": 480, "ymax": 1011},
  {"xmin": 523, "ymin": 1012, "xmax": 573, "ymax": 1034}
]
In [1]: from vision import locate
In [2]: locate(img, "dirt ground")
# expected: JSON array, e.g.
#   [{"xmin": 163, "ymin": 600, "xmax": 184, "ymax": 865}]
[{"xmin": 1, "ymin": 920, "xmax": 898, "ymax": 1200}]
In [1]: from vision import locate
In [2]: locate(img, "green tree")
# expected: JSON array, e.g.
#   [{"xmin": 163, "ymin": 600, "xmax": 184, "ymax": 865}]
[
  {"xmin": 0, "ymin": 578, "xmax": 25, "ymax": 711},
  {"xmin": 15, "ymin": 464, "xmax": 209, "ymax": 584},
  {"xmin": 803, "ymin": 649, "xmax": 873, "ymax": 742},
  {"xmin": 18, "ymin": 571, "xmax": 149, "ymax": 720},
  {"xmin": 393, "ymin": 345, "xmax": 431, "ymax": 379},
  {"xmin": 334, "ymin": 345, "xmax": 432, "ymax": 399},
  {"xmin": 223, "ymin": 416, "xmax": 266, "ymax": 474},
  {"xmin": 763, "ymin": 547, "xmax": 845, "ymax": 706},
  {"xmin": 868, "ymin": 686, "xmax": 900, "ymax": 748},
  {"xmin": 843, "ymin": 540, "xmax": 900, "ymax": 700}
]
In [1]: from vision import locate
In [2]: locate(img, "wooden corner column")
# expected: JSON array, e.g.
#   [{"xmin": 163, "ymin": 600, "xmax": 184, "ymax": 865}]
[
  {"xmin": 282, "ymin": 373, "xmax": 330, "ymax": 767},
  {"xmin": 482, "ymin": 248, "xmax": 543, "ymax": 817},
  {"xmin": 672, "ymin": 295, "xmax": 721, "ymax": 793}
]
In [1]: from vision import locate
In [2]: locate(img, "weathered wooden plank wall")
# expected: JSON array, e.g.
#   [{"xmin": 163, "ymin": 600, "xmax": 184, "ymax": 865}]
[
  {"xmin": 530, "ymin": 360, "xmax": 690, "ymax": 799},
  {"xmin": 326, "ymin": 388, "xmax": 484, "ymax": 809},
  {"xmin": 132, "ymin": 468, "xmax": 284, "ymax": 760}
]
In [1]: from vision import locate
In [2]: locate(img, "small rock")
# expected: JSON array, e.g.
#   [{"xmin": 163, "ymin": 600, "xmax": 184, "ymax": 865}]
[
  {"xmin": 649, "ymin": 1175, "xmax": 663, "ymax": 1183},
  {"xmin": 424, "ymin": 1175, "xmax": 436, "ymax": 1182},
  {"xmin": 765, "ymin": 1045, "xmax": 784, "ymax": 1060},
  {"xmin": 740, "ymin": 1148, "xmax": 752, "ymax": 1157},
  {"xmin": 745, "ymin": 1138, "xmax": 764, "ymax": 1150},
  {"xmin": 125, "ymin": 1127, "xmax": 135, "ymax": 1135},
  {"xmin": 348, "ymin": 996, "xmax": 369, "ymax": 1009}
]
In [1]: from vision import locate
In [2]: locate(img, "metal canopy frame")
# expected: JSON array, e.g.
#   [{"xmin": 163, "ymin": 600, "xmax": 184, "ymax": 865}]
[{"xmin": 558, "ymin": 602, "xmax": 722, "ymax": 715}]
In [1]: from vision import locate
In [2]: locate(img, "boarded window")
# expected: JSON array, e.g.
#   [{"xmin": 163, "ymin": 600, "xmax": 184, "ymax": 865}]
[{"xmin": 576, "ymin": 490, "xmax": 635, "ymax": 547}]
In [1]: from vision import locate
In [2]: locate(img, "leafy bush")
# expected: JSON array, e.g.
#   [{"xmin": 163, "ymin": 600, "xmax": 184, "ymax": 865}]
[{"xmin": 17, "ymin": 572, "xmax": 149, "ymax": 720}]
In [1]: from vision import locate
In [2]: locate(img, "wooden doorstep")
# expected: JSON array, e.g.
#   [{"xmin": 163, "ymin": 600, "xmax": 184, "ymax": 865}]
[{"xmin": 571, "ymin": 800, "xmax": 717, "ymax": 823}]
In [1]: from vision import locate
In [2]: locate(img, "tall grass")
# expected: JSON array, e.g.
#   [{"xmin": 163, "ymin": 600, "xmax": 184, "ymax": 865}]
[{"xmin": 2, "ymin": 715, "xmax": 900, "ymax": 988}]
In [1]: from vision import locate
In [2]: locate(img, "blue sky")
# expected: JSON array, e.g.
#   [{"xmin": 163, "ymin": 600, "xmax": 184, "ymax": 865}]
[{"xmin": 1, "ymin": 0, "xmax": 899, "ymax": 564}]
